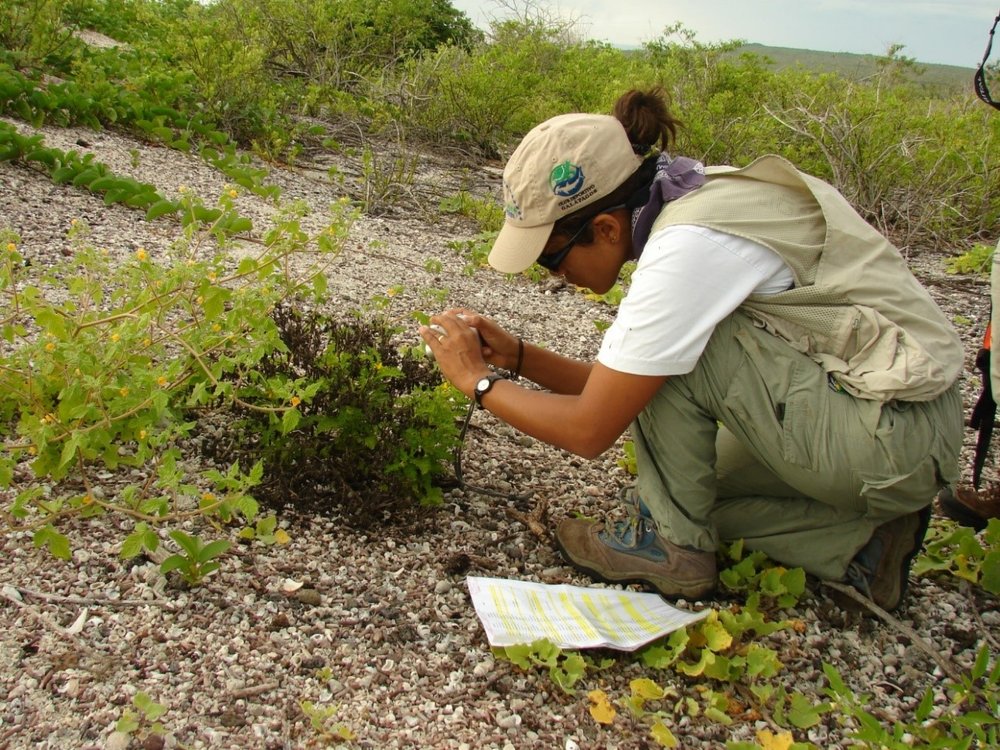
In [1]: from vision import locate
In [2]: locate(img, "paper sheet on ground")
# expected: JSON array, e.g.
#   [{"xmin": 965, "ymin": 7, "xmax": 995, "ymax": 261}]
[{"xmin": 466, "ymin": 576, "xmax": 710, "ymax": 651}]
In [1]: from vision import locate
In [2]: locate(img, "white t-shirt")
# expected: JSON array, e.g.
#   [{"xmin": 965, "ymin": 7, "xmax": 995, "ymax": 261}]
[{"xmin": 597, "ymin": 224, "xmax": 795, "ymax": 376}]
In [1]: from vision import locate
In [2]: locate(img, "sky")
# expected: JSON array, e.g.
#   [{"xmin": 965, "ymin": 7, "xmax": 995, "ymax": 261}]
[{"xmin": 448, "ymin": 0, "xmax": 1000, "ymax": 69}]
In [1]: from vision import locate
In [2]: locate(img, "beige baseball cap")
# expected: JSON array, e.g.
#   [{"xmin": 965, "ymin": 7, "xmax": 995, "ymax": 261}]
[{"xmin": 488, "ymin": 113, "xmax": 643, "ymax": 274}]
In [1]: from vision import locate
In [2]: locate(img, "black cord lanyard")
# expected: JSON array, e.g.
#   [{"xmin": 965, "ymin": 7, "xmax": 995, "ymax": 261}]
[
  {"xmin": 974, "ymin": 11, "xmax": 1000, "ymax": 110},
  {"xmin": 453, "ymin": 399, "xmax": 532, "ymax": 503}
]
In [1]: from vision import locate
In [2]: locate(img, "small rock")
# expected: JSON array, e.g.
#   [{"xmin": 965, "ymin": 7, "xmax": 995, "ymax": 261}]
[
  {"xmin": 434, "ymin": 580, "xmax": 452, "ymax": 595},
  {"xmin": 497, "ymin": 713, "xmax": 521, "ymax": 729},
  {"xmin": 293, "ymin": 588, "xmax": 322, "ymax": 606},
  {"xmin": 106, "ymin": 731, "xmax": 130, "ymax": 750}
]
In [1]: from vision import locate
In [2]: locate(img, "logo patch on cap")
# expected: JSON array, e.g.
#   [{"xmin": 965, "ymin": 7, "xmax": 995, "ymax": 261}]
[{"xmin": 549, "ymin": 161, "xmax": 585, "ymax": 197}]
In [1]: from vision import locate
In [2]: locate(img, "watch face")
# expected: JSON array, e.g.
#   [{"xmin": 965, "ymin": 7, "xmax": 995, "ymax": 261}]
[{"xmin": 476, "ymin": 377, "xmax": 491, "ymax": 391}]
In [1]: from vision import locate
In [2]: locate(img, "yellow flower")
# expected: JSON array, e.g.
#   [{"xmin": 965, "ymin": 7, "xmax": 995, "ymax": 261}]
[
  {"xmin": 290, "ymin": 396, "xmax": 301, "ymax": 407},
  {"xmin": 119, "ymin": 386, "xmax": 129, "ymax": 397},
  {"xmin": 207, "ymin": 272, "xmax": 217, "ymax": 282},
  {"xmin": 82, "ymin": 494, "xmax": 94, "ymax": 505},
  {"xmin": 143, "ymin": 337, "xmax": 152, "ymax": 347},
  {"xmin": 135, "ymin": 248, "xmax": 148, "ymax": 261},
  {"xmin": 211, "ymin": 323, "xmax": 222, "ymax": 332},
  {"xmin": 111, "ymin": 333, "xmax": 120, "ymax": 342},
  {"xmin": 5, "ymin": 242, "xmax": 15, "ymax": 252},
  {"xmin": 138, "ymin": 429, "xmax": 147, "ymax": 440},
  {"xmin": 202, "ymin": 492, "xmax": 215, "ymax": 502},
  {"xmin": 196, "ymin": 296, "xmax": 204, "ymax": 305},
  {"xmin": 228, "ymin": 189, "xmax": 238, "ymax": 198},
  {"xmin": 70, "ymin": 218, "xmax": 79, "ymax": 226},
  {"xmin": 28, "ymin": 446, "xmax": 37, "ymax": 455},
  {"xmin": 157, "ymin": 376, "xmax": 168, "ymax": 387},
  {"xmin": 178, "ymin": 185, "xmax": 188, "ymax": 193},
  {"xmin": 45, "ymin": 342, "xmax": 56, "ymax": 352}
]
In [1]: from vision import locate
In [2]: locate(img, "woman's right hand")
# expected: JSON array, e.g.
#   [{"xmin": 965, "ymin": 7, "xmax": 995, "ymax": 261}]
[{"xmin": 447, "ymin": 309, "xmax": 521, "ymax": 372}]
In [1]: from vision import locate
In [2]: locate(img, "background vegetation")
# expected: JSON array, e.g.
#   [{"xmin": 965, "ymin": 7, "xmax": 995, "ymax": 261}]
[
  {"xmin": 2, "ymin": 0, "xmax": 997, "ymax": 248},
  {"xmin": 1, "ymin": 1, "xmax": 998, "ymax": 748}
]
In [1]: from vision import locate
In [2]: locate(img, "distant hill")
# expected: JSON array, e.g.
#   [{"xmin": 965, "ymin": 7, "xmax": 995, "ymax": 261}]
[{"xmin": 735, "ymin": 43, "xmax": 974, "ymax": 95}]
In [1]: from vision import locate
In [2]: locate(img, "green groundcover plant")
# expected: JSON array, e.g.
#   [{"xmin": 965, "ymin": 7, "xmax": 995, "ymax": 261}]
[{"xmin": 0, "ymin": 187, "xmax": 463, "ymax": 577}]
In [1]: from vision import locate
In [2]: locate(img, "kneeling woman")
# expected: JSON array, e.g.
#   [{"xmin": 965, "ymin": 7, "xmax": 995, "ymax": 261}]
[{"xmin": 420, "ymin": 88, "xmax": 963, "ymax": 612}]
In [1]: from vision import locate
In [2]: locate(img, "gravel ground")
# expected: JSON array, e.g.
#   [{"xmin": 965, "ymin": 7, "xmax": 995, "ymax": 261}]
[{"xmin": 0, "ymin": 113, "xmax": 997, "ymax": 750}]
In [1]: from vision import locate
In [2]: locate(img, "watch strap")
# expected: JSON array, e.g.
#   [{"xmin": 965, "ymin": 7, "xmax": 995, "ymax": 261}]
[{"xmin": 474, "ymin": 373, "xmax": 504, "ymax": 405}]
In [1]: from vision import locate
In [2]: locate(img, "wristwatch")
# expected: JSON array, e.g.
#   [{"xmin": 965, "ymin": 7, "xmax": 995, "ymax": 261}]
[{"xmin": 474, "ymin": 373, "xmax": 504, "ymax": 405}]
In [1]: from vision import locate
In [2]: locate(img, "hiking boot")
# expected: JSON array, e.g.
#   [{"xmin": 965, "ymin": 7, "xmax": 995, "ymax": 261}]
[
  {"xmin": 555, "ymin": 516, "xmax": 717, "ymax": 599},
  {"xmin": 622, "ymin": 485, "xmax": 652, "ymax": 520},
  {"xmin": 937, "ymin": 485, "xmax": 1000, "ymax": 532},
  {"xmin": 842, "ymin": 506, "xmax": 931, "ymax": 611}
]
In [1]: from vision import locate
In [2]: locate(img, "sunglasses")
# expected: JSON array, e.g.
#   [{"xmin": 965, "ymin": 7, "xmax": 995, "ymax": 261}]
[{"xmin": 536, "ymin": 204, "xmax": 627, "ymax": 272}]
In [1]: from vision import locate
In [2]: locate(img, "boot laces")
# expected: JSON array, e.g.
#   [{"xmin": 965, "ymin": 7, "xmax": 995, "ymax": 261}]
[{"xmin": 604, "ymin": 516, "xmax": 654, "ymax": 549}]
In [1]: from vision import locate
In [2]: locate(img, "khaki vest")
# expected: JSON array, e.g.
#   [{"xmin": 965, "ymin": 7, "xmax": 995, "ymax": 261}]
[{"xmin": 650, "ymin": 155, "xmax": 962, "ymax": 401}]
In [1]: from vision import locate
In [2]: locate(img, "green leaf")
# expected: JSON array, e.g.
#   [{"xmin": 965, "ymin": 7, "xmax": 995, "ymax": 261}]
[
  {"xmin": 121, "ymin": 531, "xmax": 145, "ymax": 560},
  {"xmin": 497, "ymin": 643, "xmax": 533, "ymax": 669},
  {"xmin": 133, "ymin": 691, "xmax": 168, "ymax": 721},
  {"xmin": 676, "ymin": 648, "xmax": 714, "ymax": 677},
  {"xmin": 160, "ymin": 554, "xmax": 188, "ymax": 574},
  {"xmin": 281, "ymin": 407, "xmax": 301, "ymax": 434},
  {"xmin": 51, "ymin": 166, "xmax": 77, "ymax": 184},
  {"xmin": 787, "ymin": 692, "xmax": 827, "ymax": 729},
  {"xmin": 197, "ymin": 539, "xmax": 231, "ymax": 563},
  {"xmin": 146, "ymin": 200, "xmax": 178, "ymax": 221},
  {"xmin": 650, "ymin": 720, "xmax": 679, "ymax": 748},
  {"xmin": 72, "ymin": 168, "xmax": 100, "ymax": 187},
  {"xmin": 914, "ymin": 688, "xmax": 934, "ymax": 721},
  {"xmin": 33, "ymin": 525, "xmax": 71, "ymax": 560},
  {"xmin": 193, "ymin": 206, "xmax": 223, "ymax": 223},
  {"xmin": 116, "ymin": 709, "xmax": 140, "ymax": 734},
  {"xmin": 104, "ymin": 188, "xmax": 130, "ymax": 205},
  {"xmin": 256, "ymin": 515, "xmax": 277, "ymax": 536},
  {"xmin": 58, "ymin": 434, "xmax": 82, "ymax": 470},
  {"xmin": 168, "ymin": 529, "xmax": 201, "ymax": 558},
  {"xmin": 822, "ymin": 663, "xmax": 848, "ymax": 695},
  {"xmin": 701, "ymin": 619, "xmax": 733, "ymax": 651},
  {"xmin": 199, "ymin": 561, "xmax": 220, "ymax": 577},
  {"xmin": 972, "ymin": 644, "xmax": 991, "ymax": 680},
  {"xmin": 631, "ymin": 677, "xmax": 665, "ymax": 701},
  {"xmin": 35, "ymin": 307, "xmax": 67, "ymax": 337},
  {"xmin": 225, "ymin": 217, "xmax": 253, "ymax": 235},
  {"xmin": 25, "ymin": 148, "xmax": 56, "ymax": 167},
  {"xmin": 746, "ymin": 643, "xmax": 782, "ymax": 679},
  {"xmin": 236, "ymin": 495, "xmax": 259, "ymax": 523},
  {"xmin": 125, "ymin": 192, "xmax": 157, "ymax": 208},
  {"xmin": 202, "ymin": 287, "xmax": 228, "ymax": 320},
  {"xmin": 704, "ymin": 706, "xmax": 732, "ymax": 725},
  {"xmin": 981, "ymin": 549, "xmax": 1000, "ymax": 595},
  {"xmin": 88, "ymin": 176, "xmax": 120, "ymax": 192}
]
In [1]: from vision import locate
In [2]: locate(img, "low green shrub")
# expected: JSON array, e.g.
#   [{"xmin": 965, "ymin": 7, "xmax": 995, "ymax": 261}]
[
  {"xmin": 206, "ymin": 304, "xmax": 466, "ymax": 525},
  {"xmin": 0, "ymin": 194, "xmax": 353, "ymax": 574}
]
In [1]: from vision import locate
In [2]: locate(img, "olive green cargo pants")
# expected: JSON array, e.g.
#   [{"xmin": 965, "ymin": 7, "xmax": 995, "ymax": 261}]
[{"xmin": 632, "ymin": 311, "xmax": 963, "ymax": 580}]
